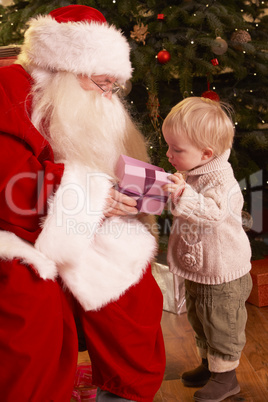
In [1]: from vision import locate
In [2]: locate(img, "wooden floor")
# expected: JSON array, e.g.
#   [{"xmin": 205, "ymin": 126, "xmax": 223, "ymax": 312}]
[
  {"xmin": 154, "ymin": 302, "xmax": 268, "ymax": 402},
  {"xmin": 78, "ymin": 302, "xmax": 268, "ymax": 401}
]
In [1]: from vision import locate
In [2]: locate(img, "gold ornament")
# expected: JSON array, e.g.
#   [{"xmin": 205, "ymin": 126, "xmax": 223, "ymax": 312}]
[
  {"xmin": 231, "ymin": 29, "xmax": 251, "ymax": 43},
  {"xmin": 130, "ymin": 23, "xmax": 149, "ymax": 45},
  {"xmin": 211, "ymin": 36, "xmax": 228, "ymax": 55},
  {"xmin": 136, "ymin": 5, "xmax": 154, "ymax": 18},
  {"xmin": 231, "ymin": 30, "xmax": 252, "ymax": 51}
]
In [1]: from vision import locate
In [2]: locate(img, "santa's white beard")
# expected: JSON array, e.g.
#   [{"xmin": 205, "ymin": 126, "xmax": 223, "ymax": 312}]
[
  {"xmin": 29, "ymin": 68, "xmax": 157, "ymax": 238},
  {"xmin": 31, "ymin": 71, "xmax": 129, "ymax": 177}
]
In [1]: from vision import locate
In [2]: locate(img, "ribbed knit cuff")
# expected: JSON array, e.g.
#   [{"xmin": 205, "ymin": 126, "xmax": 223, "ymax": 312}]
[{"xmin": 208, "ymin": 354, "xmax": 239, "ymax": 373}]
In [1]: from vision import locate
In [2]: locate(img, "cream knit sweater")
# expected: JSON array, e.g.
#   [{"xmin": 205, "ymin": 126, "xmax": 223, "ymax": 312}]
[{"xmin": 167, "ymin": 150, "xmax": 252, "ymax": 284}]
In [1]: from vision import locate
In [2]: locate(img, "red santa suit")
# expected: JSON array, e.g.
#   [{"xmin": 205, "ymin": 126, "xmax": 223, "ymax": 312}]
[
  {"xmin": 0, "ymin": 5, "xmax": 165, "ymax": 402},
  {"xmin": 0, "ymin": 64, "xmax": 78, "ymax": 401}
]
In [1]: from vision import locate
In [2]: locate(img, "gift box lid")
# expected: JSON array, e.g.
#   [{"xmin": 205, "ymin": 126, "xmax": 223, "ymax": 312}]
[
  {"xmin": 115, "ymin": 154, "xmax": 172, "ymax": 215},
  {"xmin": 116, "ymin": 154, "xmax": 171, "ymax": 195}
]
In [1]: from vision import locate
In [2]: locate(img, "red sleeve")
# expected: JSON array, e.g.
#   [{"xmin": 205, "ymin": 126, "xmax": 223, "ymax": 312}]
[
  {"xmin": 0, "ymin": 64, "xmax": 64, "ymax": 243},
  {"xmin": 0, "ymin": 132, "xmax": 64, "ymax": 244}
]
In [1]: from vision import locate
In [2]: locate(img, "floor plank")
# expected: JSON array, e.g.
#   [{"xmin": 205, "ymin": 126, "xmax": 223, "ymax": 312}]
[
  {"xmin": 157, "ymin": 303, "xmax": 268, "ymax": 401},
  {"xmin": 243, "ymin": 304, "xmax": 268, "ymax": 389},
  {"xmin": 76, "ymin": 303, "xmax": 268, "ymax": 401}
]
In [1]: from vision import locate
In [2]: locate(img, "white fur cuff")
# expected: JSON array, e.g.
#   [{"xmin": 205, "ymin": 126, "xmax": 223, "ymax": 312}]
[{"xmin": 0, "ymin": 230, "xmax": 57, "ymax": 280}]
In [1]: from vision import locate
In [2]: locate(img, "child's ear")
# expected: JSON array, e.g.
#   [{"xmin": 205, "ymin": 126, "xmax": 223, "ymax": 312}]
[{"xmin": 202, "ymin": 147, "xmax": 214, "ymax": 160}]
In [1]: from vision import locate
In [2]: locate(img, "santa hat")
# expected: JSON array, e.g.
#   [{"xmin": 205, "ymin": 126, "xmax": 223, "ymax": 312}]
[{"xmin": 17, "ymin": 5, "xmax": 132, "ymax": 83}]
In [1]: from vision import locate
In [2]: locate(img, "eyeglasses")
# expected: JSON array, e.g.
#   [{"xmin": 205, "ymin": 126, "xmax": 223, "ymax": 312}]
[{"xmin": 90, "ymin": 77, "xmax": 121, "ymax": 95}]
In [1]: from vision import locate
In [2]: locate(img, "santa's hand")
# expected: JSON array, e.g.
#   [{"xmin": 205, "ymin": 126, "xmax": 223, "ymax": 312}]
[
  {"xmin": 162, "ymin": 172, "xmax": 185, "ymax": 197},
  {"xmin": 104, "ymin": 188, "xmax": 138, "ymax": 217}
]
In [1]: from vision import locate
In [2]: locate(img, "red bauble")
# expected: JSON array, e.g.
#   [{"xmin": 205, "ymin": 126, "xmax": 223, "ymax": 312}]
[
  {"xmin": 157, "ymin": 50, "xmax": 171, "ymax": 64},
  {"xmin": 157, "ymin": 14, "xmax": 165, "ymax": 20},
  {"xmin": 201, "ymin": 90, "xmax": 220, "ymax": 102},
  {"xmin": 211, "ymin": 58, "xmax": 219, "ymax": 66}
]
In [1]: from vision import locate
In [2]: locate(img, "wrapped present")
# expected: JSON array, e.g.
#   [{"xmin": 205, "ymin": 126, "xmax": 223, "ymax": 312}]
[
  {"xmin": 247, "ymin": 257, "xmax": 268, "ymax": 307},
  {"xmin": 115, "ymin": 155, "xmax": 171, "ymax": 215},
  {"xmin": 152, "ymin": 261, "xmax": 186, "ymax": 314},
  {"xmin": 72, "ymin": 388, "xmax": 97, "ymax": 401},
  {"xmin": 74, "ymin": 363, "xmax": 93, "ymax": 388},
  {"xmin": 0, "ymin": 57, "xmax": 18, "ymax": 67},
  {"xmin": 0, "ymin": 45, "xmax": 20, "ymax": 67},
  {"xmin": 72, "ymin": 363, "xmax": 97, "ymax": 401}
]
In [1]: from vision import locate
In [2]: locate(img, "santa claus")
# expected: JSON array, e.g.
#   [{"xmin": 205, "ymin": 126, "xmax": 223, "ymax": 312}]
[{"xmin": 0, "ymin": 5, "xmax": 165, "ymax": 402}]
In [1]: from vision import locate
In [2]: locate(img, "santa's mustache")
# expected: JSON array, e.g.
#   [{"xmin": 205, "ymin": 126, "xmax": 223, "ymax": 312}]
[{"xmin": 31, "ymin": 71, "xmax": 128, "ymax": 175}]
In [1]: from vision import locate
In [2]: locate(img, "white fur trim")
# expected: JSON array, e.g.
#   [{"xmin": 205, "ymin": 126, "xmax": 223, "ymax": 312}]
[
  {"xmin": 0, "ymin": 231, "xmax": 57, "ymax": 280},
  {"xmin": 35, "ymin": 163, "xmax": 110, "ymax": 264},
  {"xmin": 208, "ymin": 354, "xmax": 239, "ymax": 373},
  {"xmin": 58, "ymin": 216, "xmax": 156, "ymax": 311},
  {"xmin": 18, "ymin": 15, "xmax": 132, "ymax": 83},
  {"xmin": 35, "ymin": 163, "xmax": 157, "ymax": 311}
]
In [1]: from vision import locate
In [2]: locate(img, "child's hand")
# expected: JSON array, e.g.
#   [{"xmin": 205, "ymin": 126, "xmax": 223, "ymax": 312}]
[{"xmin": 162, "ymin": 172, "xmax": 186, "ymax": 199}]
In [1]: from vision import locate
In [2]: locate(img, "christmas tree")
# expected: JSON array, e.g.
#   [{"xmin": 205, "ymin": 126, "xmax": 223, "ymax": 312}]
[{"xmin": 0, "ymin": 0, "xmax": 267, "ymax": 257}]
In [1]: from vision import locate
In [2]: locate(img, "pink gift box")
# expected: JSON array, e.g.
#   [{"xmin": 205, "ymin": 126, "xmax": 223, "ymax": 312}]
[
  {"xmin": 74, "ymin": 363, "xmax": 93, "ymax": 387},
  {"xmin": 115, "ymin": 155, "xmax": 171, "ymax": 215},
  {"xmin": 72, "ymin": 388, "xmax": 97, "ymax": 401},
  {"xmin": 72, "ymin": 363, "xmax": 97, "ymax": 401}
]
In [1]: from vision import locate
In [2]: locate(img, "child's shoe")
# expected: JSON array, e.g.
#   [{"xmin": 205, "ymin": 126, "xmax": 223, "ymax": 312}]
[
  {"xmin": 181, "ymin": 358, "xmax": 211, "ymax": 387},
  {"xmin": 193, "ymin": 369, "xmax": 240, "ymax": 402}
]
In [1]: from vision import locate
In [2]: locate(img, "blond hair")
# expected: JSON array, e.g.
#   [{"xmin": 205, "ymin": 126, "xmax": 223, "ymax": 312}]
[{"xmin": 162, "ymin": 97, "xmax": 235, "ymax": 156}]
